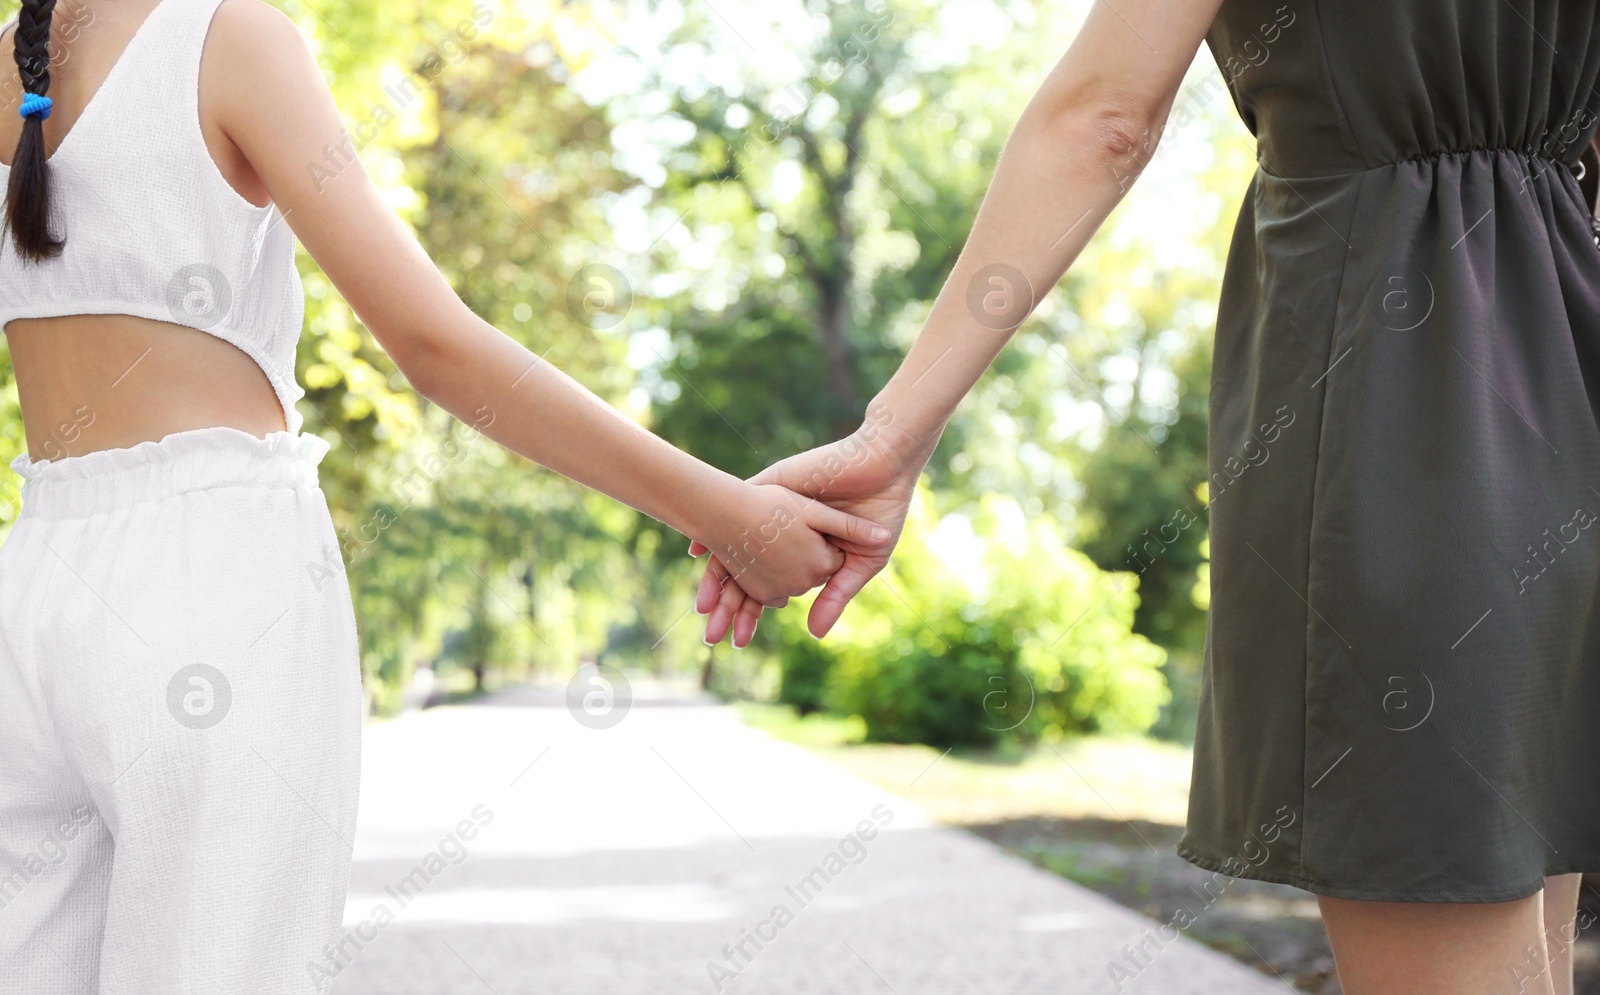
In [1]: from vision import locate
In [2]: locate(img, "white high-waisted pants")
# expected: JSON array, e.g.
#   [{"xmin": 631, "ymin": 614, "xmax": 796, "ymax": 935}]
[{"xmin": 0, "ymin": 427, "xmax": 363, "ymax": 994}]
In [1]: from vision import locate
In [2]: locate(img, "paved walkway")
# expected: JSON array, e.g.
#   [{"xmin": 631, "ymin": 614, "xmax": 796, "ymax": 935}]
[{"xmin": 328, "ymin": 681, "xmax": 1284, "ymax": 994}]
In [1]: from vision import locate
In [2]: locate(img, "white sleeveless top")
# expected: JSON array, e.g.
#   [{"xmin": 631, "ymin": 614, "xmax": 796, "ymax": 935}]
[{"xmin": 0, "ymin": 0, "xmax": 307, "ymax": 434}]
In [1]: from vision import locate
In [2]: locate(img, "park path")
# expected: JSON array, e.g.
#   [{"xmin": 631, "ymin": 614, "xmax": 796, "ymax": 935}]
[{"xmin": 328, "ymin": 680, "xmax": 1285, "ymax": 995}]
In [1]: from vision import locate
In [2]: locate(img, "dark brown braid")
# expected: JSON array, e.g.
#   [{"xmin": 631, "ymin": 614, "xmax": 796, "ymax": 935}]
[{"xmin": 6, "ymin": 0, "xmax": 64, "ymax": 262}]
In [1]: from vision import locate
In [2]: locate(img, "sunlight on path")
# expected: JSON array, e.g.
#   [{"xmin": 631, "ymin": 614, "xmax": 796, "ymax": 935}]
[{"xmin": 327, "ymin": 682, "xmax": 1284, "ymax": 994}]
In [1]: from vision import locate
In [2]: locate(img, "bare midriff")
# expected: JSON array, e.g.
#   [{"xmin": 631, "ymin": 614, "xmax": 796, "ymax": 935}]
[{"xmin": 5, "ymin": 314, "xmax": 286, "ymax": 463}]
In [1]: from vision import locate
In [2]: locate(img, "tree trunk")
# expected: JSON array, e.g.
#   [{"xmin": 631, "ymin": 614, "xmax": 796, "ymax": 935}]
[{"xmin": 816, "ymin": 281, "xmax": 859, "ymax": 440}]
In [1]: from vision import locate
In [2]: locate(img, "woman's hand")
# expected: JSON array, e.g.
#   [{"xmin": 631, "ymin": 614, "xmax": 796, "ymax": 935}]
[
  {"xmin": 691, "ymin": 411, "xmax": 937, "ymax": 646},
  {"xmin": 691, "ymin": 478, "xmax": 896, "ymax": 607}
]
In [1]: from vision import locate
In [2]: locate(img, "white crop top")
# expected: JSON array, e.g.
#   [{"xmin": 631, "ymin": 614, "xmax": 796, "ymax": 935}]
[{"xmin": 0, "ymin": 0, "xmax": 307, "ymax": 433}]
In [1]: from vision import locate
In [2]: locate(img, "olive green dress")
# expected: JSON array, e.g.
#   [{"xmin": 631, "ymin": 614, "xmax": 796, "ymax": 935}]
[{"xmin": 1179, "ymin": 0, "xmax": 1600, "ymax": 901}]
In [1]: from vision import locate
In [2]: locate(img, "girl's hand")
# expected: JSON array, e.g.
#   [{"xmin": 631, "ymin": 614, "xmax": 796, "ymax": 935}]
[
  {"xmin": 691, "ymin": 413, "xmax": 934, "ymax": 646},
  {"xmin": 692, "ymin": 479, "xmax": 895, "ymax": 608}
]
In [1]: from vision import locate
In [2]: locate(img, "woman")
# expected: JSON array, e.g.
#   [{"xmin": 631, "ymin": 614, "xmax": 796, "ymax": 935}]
[
  {"xmin": 698, "ymin": 1, "xmax": 1600, "ymax": 992},
  {"xmin": 0, "ymin": 0, "xmax": 894, "ymax": 990}
]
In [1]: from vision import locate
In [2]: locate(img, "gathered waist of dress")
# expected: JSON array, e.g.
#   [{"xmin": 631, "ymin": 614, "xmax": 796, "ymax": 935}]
[{"xmin": 1258, "ymin": 142, "xmax": 1590, "ymax": 182}]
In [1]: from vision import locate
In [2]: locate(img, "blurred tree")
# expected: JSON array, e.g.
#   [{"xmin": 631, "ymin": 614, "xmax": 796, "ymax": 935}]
[
  {"xmin": 266, "ymin": 0, "xmax": 690, "ymax": 702},
  {"xmin": 637, "ymin": 0, "xmax": 984, "ymax": 474}
]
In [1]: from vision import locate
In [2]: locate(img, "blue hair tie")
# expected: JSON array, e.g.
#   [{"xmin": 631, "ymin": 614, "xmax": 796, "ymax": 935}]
[{"xmin": 19, "ymin": 93, "xmax": 52, "ymax": 121}]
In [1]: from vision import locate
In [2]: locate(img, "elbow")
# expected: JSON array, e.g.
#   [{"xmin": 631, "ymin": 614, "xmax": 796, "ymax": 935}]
[
  {"xmin": 1029, "ymin": 93, "xmax": 1165, "ymax": 181},
  {"xmin": 380, "ymin": 319, "xmax": 455, "ymax": 401},
  {"xmin": 1079, "ymin": 104, "xmax": 1158, "ymax": 164}
]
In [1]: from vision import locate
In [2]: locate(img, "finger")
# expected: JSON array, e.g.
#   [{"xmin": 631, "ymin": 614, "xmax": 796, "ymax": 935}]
[
  {"xmin": 732, "ymin": 597, "xmax": 764, "ymax": 649},
  {"xmin": 750, "ymin": 453, "xmax": 824, "ymax": 497},
  {"xmin": 697, "ymin": 556, "xmax": 732, "ymax": 615},
  {"xmin": 807, "ymin": 555, "xmax": 881, "ymax": 638},
  {"xmin": 688, "ymin": 539, "xmax": 708, "ymax": 556},
  {"xmin": 801, "ymin": 502, "xmax": 892, "ymax": 551},
  {"xmin": 703, "ymin": 613, "xmax": 728, "ymax": 646},
  {"xmin": 764, "ymin": 596, "xmax": 790, "ymax": 609},
  {"xmin": 695, "ymin": 564, "xmax": 719, "ymax": 614},
  {"xmin": 704, "ymin": 573, "xmax": 745, "ymax": 645},
  {"xmin": 702, "ymin": 608, "xmax": 726, "ymax": 646},
  {"xmin": 747, "ymin": 458, "xmax": 789, "ymax": 488},
  {"xmin": 822, "ymin": 542, "xmax": 846, "ymax": 575}
]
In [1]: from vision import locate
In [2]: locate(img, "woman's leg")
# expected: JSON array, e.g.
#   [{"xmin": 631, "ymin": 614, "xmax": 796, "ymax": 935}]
[
  {"xmin": 1319, "ymin": 890, "xmax": 1555, "ymax": 995},
  {"xmin": 1541, "ymin": 873, "xmax": 1582, "ymax": 995}
]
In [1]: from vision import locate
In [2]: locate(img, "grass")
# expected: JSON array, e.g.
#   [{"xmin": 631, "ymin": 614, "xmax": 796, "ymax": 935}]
[{"xmin": 734, "ymin": 701, "xmax": 1195, "ymax": 826}]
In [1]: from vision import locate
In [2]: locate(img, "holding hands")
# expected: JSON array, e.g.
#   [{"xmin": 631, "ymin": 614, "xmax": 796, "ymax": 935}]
[
  {"xmin": 690, "ymin": 406, "xmax": 937, "ymax": 648},
  {"xmin": 691, "ymin": 475, "xmax": 899, "ymax": 609}
]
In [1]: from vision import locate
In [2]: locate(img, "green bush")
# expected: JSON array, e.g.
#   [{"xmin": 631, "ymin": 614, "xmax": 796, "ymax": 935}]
[
  {"xmin": 772, "ymin": 625, "xmax": 834, "ymax": 714},
  {"xmin": 774, "ymin": 483, "xmax": 1169, "ymax": 747}
]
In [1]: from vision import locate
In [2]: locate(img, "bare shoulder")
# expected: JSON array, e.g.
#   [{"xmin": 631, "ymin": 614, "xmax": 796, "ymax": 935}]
[
  {"xmin": 213, "ymin": 0, "xmax": 300, "ymax": 36},
  {"xmin": 202, "ymin": 0, "xmax": 326, "ymax": 126},
  {"xmin": 208, "ymin": 0, "xmax": 312, "ymax": 66}
]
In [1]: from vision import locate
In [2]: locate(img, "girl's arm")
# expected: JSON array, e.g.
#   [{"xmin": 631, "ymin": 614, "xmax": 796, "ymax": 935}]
[
  {"xmin": 694, "ymin": 0, "xmax": 1229, "ymax": 641},
  {"xmin": 205, "ymin": 0, "xmax": 891, "ymax": 605}
]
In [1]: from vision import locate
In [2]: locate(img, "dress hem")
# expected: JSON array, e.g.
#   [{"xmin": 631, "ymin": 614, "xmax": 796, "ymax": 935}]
[{"xmin": 1175, "ymin": 843, "xmax": 1599, "ymax": 904}]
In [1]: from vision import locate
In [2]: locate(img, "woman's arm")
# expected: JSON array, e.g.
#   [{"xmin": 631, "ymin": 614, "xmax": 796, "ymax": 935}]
[
  {"xmin": 205, "ymin": 0, "xmax": 890, "ymax": 604},
  {"xmin": 694, "ymin": 0, "xmax": 1229, "ymax": 640},
  {"xmin": 870, "ymin": 0, "xmax": 1227, "ymax": 446}
]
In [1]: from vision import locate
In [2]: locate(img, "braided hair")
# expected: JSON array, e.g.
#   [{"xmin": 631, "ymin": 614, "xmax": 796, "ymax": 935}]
[{"xmin": 6, "ymin": 0, "xmax": 64, "ymax": 262}]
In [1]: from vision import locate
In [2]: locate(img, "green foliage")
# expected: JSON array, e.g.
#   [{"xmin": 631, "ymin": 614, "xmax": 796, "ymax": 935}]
[
  {"xmin": 0, "ymin": 0, "xmax": 1251, "ymax": 741},
  {"xmin": 771, "ymin": 482, "xmax": 1169, "ymax": 748},
  {"xmin": 641, "ymin": 0, "xmax": 1028, "ymax": 464},
  {"xmin": 736, "ymin": 702, "xmax": 869, "ymax": 748},
  {"xmin": 771, "ymin": 610, "xmax": 835, "ymax": 714}
]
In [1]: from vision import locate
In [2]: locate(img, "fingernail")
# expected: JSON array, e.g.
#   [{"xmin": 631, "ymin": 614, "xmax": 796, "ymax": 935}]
[{"xmin": 871, "ymin": 527, "xmax": 890, "ymax": 540}]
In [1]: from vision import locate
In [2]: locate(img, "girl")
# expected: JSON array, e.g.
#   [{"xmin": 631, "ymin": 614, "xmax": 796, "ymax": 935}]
[{"xmin": 0, "ymin": 0, "xmax": 889, "ymax": 990}]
